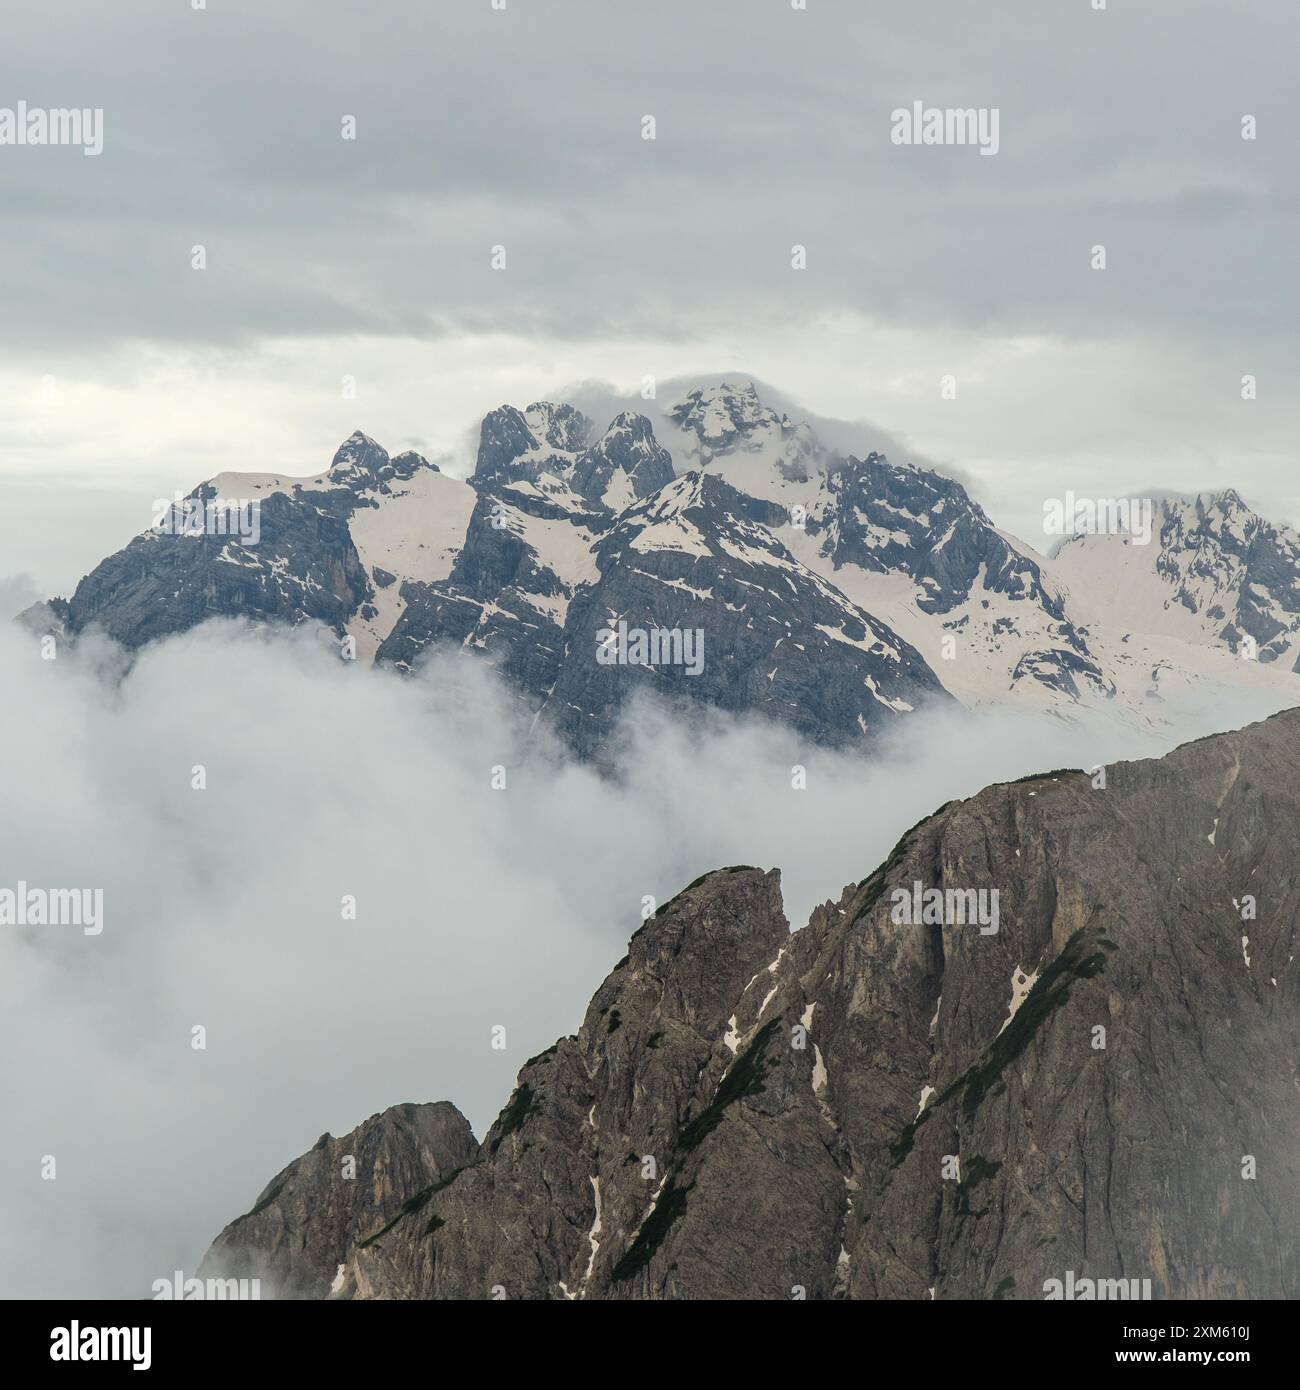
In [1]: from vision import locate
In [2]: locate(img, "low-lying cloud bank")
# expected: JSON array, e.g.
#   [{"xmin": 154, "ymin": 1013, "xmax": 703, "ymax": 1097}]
[{"xmin": 0, "ymin": 596, "xmax": 1293, "ymax": 1297}]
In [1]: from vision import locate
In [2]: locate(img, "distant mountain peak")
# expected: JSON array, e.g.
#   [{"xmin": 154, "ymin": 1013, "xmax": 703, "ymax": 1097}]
[
  {"xmin": 522, "ymin": 401, "xmax": 593, "ymax": 453},
  {"xmin": 328, "ymin": 433, "xmax": 438, "ymax": 490},
  {"xmin": 664, "ymin": 381, "xmax": 825, "ymax": 498},
  {"xmin": 474, "ymin": 400, "xmax": 672, "ymax": 510},
  {"xmin": 389, "ymin": 449, "xmax": 439, "ymax": 477},
  {"xmin": 330, "ymin": 430, "xmax": 389, "ymax": 478},
  {"xmin": 669, "ymin": 380, "xmax": 789, "ymax": 460},
  {"xmin": 30, "ymin": 380, "xmax": 1300, "ymax": 751}
]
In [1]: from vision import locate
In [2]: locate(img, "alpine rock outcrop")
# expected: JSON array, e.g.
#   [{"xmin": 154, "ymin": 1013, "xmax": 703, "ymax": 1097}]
[{"xmin": 200, "ymin": 709, "xmax": 1300, "ymax": 1299}]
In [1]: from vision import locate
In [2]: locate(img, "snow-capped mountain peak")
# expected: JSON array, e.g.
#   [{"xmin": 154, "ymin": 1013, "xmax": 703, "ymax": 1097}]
[
  {"xmin": 474, "ymin": 402, "xmax": 673, "ymax": 511},
  {"xmin": 327, "ymin": 432, "xmax": 442, "ymax": 494},
  {"xmin": 662, "ymin": 380, "xmax": 827, "ymax": 507},
  {"xmin": 329, "ymin": 430, "xmax": 389, "ymax": 481},
  {"xmin": 668, "ymin": 379, "xmax": 822, "ymax": 470},
  {"xmin": 522, "ymin": 401, "xmax": 593, "ymax": 453},
  {"xmin": 28, "ymin": 381, "xmax": 1300, "ymax": 759},
  {"xmin": 1053, "ymin": 489, "xmax": 1300, "ymax": 668},
  {"xmin": 567, "ymin": 410, "xmax": 675, "ymax": 510},
  {"xmin": 669, "ymin": 379, "xmax": 770, "ymax": 456}
]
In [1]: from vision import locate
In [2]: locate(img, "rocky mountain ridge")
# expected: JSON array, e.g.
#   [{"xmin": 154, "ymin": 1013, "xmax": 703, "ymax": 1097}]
[
  {"xmin": 199, "ymin": 709, "xmax": 1300, "ymax": 1299},
  {"xmin": 22, "ymin": 380, "xmax": 1300, "ymax": 754}
]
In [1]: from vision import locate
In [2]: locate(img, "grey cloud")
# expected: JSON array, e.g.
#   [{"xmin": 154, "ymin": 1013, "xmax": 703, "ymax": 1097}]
[{"xmin": 1, "ymin": 0, "xmax": 1296, "ymax": 353}]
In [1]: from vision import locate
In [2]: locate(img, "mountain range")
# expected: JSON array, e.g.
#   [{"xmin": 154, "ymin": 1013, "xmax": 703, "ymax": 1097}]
[
  {"xmin": 198, "ymin": 708, "xmax": 1300, "ymax": 1299},
  {"xmin": 21, "ymin": 379, "xmax": 1300, "ymax": 757}
]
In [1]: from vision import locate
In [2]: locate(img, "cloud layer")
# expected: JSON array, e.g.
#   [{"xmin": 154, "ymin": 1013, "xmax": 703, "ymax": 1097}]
[
  {"xmin": 3, "ymin": 0, "xmax": 1294, "ymax": 352},
  {"xmin": 2, "ymin": 603, "xmax": 1293, "ymax": 1297},
  {"xmin": 3, "ymin": 0, "xmax": 1298, "ymax": 563}
]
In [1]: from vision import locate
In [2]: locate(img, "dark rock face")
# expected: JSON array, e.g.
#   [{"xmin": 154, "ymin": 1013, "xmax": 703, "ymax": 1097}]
[
  {"xmin": 471, "ymin": 403, "xmax": 594, "ymax": 489},
  {"xmin": 329, "ymin": 430, "xmax": 393, "ymax": 486},
  {"xmin": 473, "ymin": 403, "xmax": 673, "ymax": 510},
  {"xmin": 375, "ymin": 479, "xmax": 606, "ymax": 702},
  {"xmin": 543, "ymin": 472, "xmax": 953, "ymax": 759},
  {"xmin": 471, "ymin": 406, "xmax": 543, "ymax": 489},
  {"xmin": 820, "ymin": 455, "xmax": 1071, "ymax": 622},
  {"xmin": 199, "ymin": 1101, "xmax": 477, "ymax": 1299},
  {"xmin": 201, "ymin": 711, "xmax": 1300, "ymax": 1299},
  {"xmin": 58, "ymin": 484, "xmax": 371, "ymax": 648},
  {"xmin": 1155, "ymin": 491, "xmax": 1300, "ymax": 664},
  {"xmin": 377, "ymin": 462, "xmax": 954, "ymax": 755},
  {"xmin": 568, "ymin": 411, "xmax": 675, "ymax": 505},
  {"xmin": 336, "ymin": 867, "xmax": 793, "ymax": 1301},
  {"xmin": 328, "ymin": 432, "xmax": 443, "ymax": 494},
  {"xmin": 1011, "ymin": 647, "xmax": 1116, "ymax": 702}
]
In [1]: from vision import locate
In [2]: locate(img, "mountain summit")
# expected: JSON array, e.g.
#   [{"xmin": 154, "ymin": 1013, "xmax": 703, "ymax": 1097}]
[{"xmin": 21, "ymin": 380, "xmax": 1300, "ymax": 755}]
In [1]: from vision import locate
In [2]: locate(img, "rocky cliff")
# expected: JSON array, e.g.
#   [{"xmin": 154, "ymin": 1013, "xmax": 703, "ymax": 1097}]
[
  {"xmin": 199, "ymin": 1101, "xmax": 477, "ymax": 1299},
  {"xmin": 200, "ymin": 709, "xmax": 1300, "ymax": 1299}
]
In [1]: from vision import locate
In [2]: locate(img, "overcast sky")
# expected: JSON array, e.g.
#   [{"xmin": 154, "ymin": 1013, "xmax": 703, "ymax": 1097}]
[{"xmin": 2, "ymin": 0, "xmax": 1297, "ymax": 586}]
